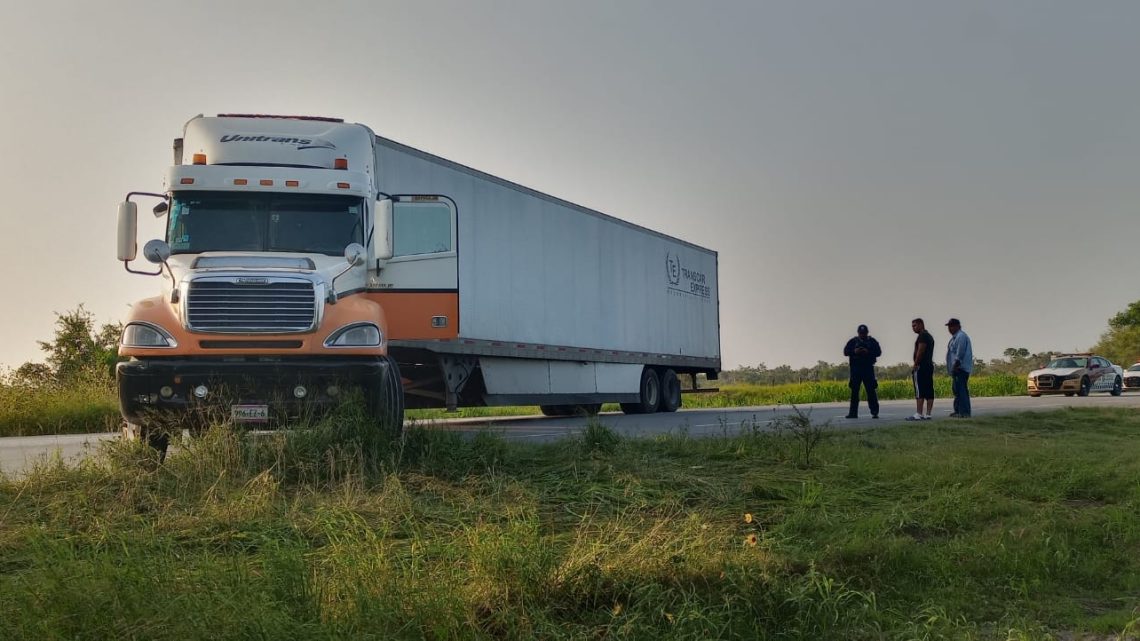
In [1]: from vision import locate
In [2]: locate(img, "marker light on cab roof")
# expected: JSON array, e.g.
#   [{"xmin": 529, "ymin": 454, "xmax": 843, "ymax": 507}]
[{"xmin": 192, "ymin": 153, "xmax": 207, "ymax": 165}]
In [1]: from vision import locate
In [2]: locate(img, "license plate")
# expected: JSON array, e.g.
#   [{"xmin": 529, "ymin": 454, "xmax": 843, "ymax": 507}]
[{"xmin": 231, "ymin": 404, "xmax": 269, "ymax": 423}]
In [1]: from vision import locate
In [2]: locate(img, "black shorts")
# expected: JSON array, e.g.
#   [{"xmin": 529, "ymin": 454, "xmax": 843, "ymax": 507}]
[{"xmin": 912, "ymin": 369, "xmax": 935, "ymax": 399}]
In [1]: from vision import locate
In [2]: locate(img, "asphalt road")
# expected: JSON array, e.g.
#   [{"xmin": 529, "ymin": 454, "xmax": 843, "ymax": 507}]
[{"xmin": 3, "ymin": 393, "xmax": 1139, "ymax": 477}]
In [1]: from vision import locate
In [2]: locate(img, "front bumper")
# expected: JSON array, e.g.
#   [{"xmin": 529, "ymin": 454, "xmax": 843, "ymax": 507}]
[
  {"xmin": 1027, "ymin": 375, "xmax": 1080, "ymax": 395},
  {"xmin": 117, "ymin": 357, "xmax": 388, "ymax": 427},
  {"xmin": 1123, "ymin": 376, "xmax": 1140, "ymax": 390}
]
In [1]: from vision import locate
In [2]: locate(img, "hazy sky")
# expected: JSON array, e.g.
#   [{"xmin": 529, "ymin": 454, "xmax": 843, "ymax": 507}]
[{"xmin": 2, "ymin": 0, "xmax": 1138, "ymax": 371}]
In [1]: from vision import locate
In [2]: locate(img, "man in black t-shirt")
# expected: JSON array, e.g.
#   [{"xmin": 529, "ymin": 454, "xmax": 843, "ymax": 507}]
[{"xmin": 907, "ymin": 318, "xmax": 935, "ymax": 421}]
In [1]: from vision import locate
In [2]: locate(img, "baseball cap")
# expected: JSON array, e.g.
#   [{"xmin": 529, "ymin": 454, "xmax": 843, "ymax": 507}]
[
  {"xmin": 857, "ymin": 324, "xmax": 868, "ymax": 333},
  {"xmin": 945, "ymin": 318, "xmax": 961, "ymax": 326}
]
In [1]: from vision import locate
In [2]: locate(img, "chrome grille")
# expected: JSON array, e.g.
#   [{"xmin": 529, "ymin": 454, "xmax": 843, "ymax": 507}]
[{"xmin": 187, "ymin": 278, "xmax": 316, "ymax": 333}]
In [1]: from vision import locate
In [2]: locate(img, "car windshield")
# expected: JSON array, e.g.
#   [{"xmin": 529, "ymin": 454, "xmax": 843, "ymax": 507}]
[
  {"xmin": 168, "ymin": 191, "xmax": 364, "ymax": 256},
  {"xmin": 1047, "ymin": 357, "xmax": 1088, "ymax": 369},
  {"xmin": 1128, "ymin": 364, "xmax": 1140, "ymax": 372}
]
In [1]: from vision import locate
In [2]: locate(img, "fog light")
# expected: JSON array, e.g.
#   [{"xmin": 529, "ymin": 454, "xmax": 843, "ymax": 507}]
[
  {"xmin": 293, "ymin": 385, "xmax": 308, "ymax": 399},
  {"xmin": 193, "ymin": 385, "xmax": 209, "ymax": 399},
  {"xmin": 326, "ymin": 385, "xmax": 339, "ymax": 397},
  {"xmin": 159, "ymin": 386, "xmax": 174, "ymax": 399}
]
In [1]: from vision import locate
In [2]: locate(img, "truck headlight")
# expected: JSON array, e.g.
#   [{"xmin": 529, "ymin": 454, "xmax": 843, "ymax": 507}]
[
  {"xmin": 324, "ymin": 322, "xmax": 382, "ymax": 347},
  {"xmin": 121, "ymin": 322, "xmax": 178, "ymax": 348}
]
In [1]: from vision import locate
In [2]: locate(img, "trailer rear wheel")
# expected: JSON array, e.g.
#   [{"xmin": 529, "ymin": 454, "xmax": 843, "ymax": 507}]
[
  {"xmin": 660, "ymin": 369, "xmax": 681, "ymax": 413},
  {"xmin": 621, "ymin": 368, "xmax": 661, "ymax": 414}
]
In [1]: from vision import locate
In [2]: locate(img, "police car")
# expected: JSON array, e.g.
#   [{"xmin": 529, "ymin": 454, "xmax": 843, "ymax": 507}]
[
  {"xmin": 1027, "ymin": 353, "xmax": 1123, "ymax": 397},
  {"xmin": 1123, "ymin": 363, "xmax": 1140, "ymax": 391}
]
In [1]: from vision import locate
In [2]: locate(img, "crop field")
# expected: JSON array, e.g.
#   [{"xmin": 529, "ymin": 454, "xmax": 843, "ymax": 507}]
[
  {"xmin": 2, "ymin": 406, "xmax": 1139, "ymax": 640},
  {"xmin": 0, "ymin": 374, "xmax": 1027, "ymax": 438},
  {"xmin": 684, "ymin": 374, "xmax": 1026, "ymax": 409}
]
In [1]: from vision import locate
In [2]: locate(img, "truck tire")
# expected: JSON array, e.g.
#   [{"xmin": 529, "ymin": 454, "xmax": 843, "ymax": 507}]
[
  {"xmin": 122, "ymin": 422, "xmax": 169, "ymax": 462},
  {"xmin": 621, "ymin": 368, "xmax": 661, "ymax": 415},
  {"xmin": 370, "ymin": 356, "xmax": 405, "ymax": 437},
  {"xmin": 659, "ymin": 369, "xmax": 682, "ymax": 413}
]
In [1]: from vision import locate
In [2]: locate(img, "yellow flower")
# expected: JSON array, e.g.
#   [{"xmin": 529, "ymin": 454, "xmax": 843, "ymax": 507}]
[
  {"xmin": 612, "ymin": 603, "xmax": 623, "ymax": 617},
  {"xmin": 743, "ymin": 513, "xmax": 753, "ymax": 524},
  {"xmin": 744, "ymin": 533, "xmax": 758, "ymax": 547}
]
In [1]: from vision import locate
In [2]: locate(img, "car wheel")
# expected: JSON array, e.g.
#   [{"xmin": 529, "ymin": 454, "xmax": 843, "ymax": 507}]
[
  {"xmin": 1064, "ymin": 392, "xmax": 1075, "ymax": 397},
  {"xmin": 1029, "ymin": 393, "xmax": 1041, "ymax": 398},
  {"xmin": 1077, "ymin": 377, "xmax": 1090, "ymax": 397},
  {"xmin": 1111, "ymin": 376, "xmax": 1123, "ymax": 396}
]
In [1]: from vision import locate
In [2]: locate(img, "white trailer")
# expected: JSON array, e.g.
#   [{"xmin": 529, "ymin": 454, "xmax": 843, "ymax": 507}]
[{"xmin": 372, "ymin": 136, "xmax": 721, "ymax": 414}]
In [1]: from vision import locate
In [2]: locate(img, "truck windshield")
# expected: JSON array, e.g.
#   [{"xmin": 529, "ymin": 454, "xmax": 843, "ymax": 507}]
[{"xmin": 168, "ymin": 192, "xmax": 364, "ymax": 256}]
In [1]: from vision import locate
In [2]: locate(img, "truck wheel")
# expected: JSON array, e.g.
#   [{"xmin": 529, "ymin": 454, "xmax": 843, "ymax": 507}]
[
  {"xmin": 122, "ymin": 422, "xmax": 169, "ymax": 462},
  {"xmin": 370, "ymin": 356, "xmax": 405, "ymax": 437},
  {"xmin": 1078, "ymin": 377, "xmax": 1091, "ymax": 397},
  {"xmin": 1112, "ymin": 376, "xmax": 1123, "ymax": 396},
  {"xmin": 621, "ymin": 368, "xmax": 661, "ymax": 415},
  {"xmin": 659, "ymin": 369, "xmax": 682, "ymax": 413}
]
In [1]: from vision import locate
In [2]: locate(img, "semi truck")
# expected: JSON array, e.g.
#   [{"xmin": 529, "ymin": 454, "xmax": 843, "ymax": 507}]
[{"xmin": 116, "ymin": 114, "xmax": 720, "ymax": 451}]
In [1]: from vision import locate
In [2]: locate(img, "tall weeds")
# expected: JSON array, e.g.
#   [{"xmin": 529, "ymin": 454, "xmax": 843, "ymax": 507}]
[{"xmin": 4, "ymin": 408, "xmax": 1140, "ymax": 639}]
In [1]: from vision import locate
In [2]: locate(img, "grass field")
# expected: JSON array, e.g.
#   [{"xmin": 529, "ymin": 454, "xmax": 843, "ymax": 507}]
[
  {"xmin": 0, "ymin": 374, "xmax": 1027, "ymax": 437},
  {"xmin": 2, "ymin": 406, "xmax": 1138, "ymax": 640}
]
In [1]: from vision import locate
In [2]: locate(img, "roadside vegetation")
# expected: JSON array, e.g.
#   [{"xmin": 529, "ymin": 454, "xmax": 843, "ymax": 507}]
[{"xmin": 2, "ymin": 407, "xmax": 1140, "ymax": 639}]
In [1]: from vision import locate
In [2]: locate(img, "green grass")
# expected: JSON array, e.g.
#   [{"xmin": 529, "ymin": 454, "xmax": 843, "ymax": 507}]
[
  {"xmin": 685, "ymin": 374, "xmax": 1026, "ymax": 408},
  {"xmin": 0, "ymin": 380, "xmax": 120, "ymax": 437},
  {"xmin": 0, "ymin": 373, "xmax": 1026, "ymax": 437},
  {"xmin": 2, "ymin": 407, "xmax": 1139, "ymax": 639}
]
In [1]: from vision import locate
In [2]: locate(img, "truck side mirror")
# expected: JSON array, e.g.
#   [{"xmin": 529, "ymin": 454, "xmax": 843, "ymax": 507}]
[
  {"xmin": 143, "ymin": 239, "xmax": 172, "ymax": 264},
  {"xmin": 117, "ymin": 201, "xmax": 138, "ymax": 261},
  {"xmin": 344, "ymin": 242, "xmax": 366, "ymax": 267},
  {"xmin": 374, "ymin": 198, "xmax": 394, "ymax": 262}
]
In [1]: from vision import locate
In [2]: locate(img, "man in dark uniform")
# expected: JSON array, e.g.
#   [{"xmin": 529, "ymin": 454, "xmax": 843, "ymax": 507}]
[
  {"xmin": 843, "ymin": 324, "xmax": 882, "ymax": 419},
  {"xmin": 908, "ymin": 318, "xmax": 936, "ymax": 421}
]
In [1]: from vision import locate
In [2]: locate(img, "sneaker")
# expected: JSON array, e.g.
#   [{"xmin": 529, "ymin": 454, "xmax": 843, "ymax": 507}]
[
  {"xmin": 872, "ymin": 414, "xmax": 879, "ymax": 419},
  {"xmin": 948, "ymin": 413, "xmax": 961, "ymax": 418},
  {"xmin": 845, "ymin": 414, "xmax": 858, "ymax": 419},
  {"xmin": 905, "ymin": 414, "xmax": 924, "ymax": 421},
  {"xmin": 922, "ymin": 415, "xmax": 933, "ymax": 420}
]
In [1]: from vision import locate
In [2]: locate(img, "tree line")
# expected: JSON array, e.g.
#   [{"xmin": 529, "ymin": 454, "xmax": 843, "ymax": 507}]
[{"xmin": 723, "ymin": 300, "xmax": 1140, "ymax": 386}]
